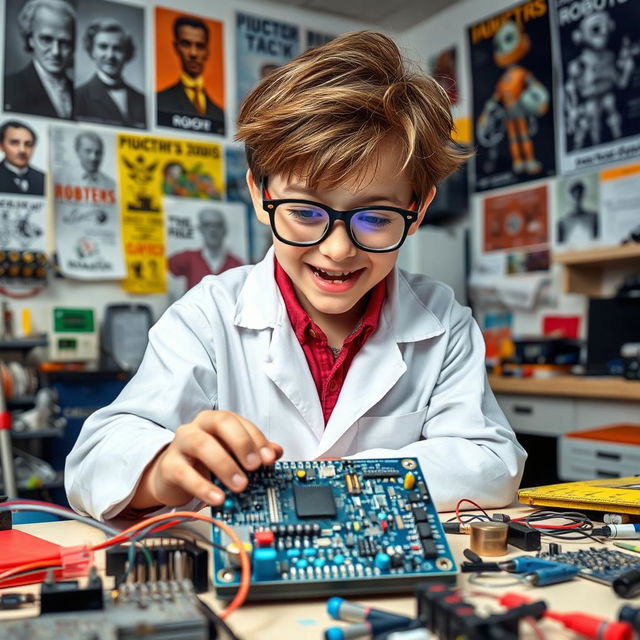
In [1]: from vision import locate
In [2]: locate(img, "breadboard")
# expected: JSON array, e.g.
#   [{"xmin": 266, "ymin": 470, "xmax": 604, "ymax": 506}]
[{"xmin": 518, "ymin": 476, "xmax": 640, "ymax": 515}]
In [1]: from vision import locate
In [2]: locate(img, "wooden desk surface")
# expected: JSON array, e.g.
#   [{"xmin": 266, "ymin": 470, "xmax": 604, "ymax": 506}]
[
  {"xmin": 1, "ymin": 510, "xmax": 638, "ymax": 639},
  {"xmin": 489, "ymin": 374, "xmax": 640, "ymax": 401}
]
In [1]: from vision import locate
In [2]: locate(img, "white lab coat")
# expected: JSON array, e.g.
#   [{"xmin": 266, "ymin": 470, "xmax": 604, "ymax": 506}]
[{"xmin": 66, "ymin": 248, "xmax": 526, "ymax": 521}]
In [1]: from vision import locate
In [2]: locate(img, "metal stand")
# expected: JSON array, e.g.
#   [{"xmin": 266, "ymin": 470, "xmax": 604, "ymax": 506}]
[{"xmin": 0, "ymin": 385, "xmax": 17, "ymax": 498}]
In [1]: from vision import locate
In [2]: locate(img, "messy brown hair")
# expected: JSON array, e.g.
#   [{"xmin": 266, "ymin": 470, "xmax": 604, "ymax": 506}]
[{"xmin": 236, "ymin": 31, "xmax": 470, "ymax": 207}]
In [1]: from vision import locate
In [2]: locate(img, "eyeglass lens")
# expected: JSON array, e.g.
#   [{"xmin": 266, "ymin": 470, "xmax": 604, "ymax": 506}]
[{"xmin": 273, "ymin": 203, "xmax": 406, "ymax": 250}]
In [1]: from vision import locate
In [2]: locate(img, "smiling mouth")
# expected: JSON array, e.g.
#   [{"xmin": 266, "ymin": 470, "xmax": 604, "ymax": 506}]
[{"xmin": 309, "ymin": 265, "xmax": 362, "ymax": 283}]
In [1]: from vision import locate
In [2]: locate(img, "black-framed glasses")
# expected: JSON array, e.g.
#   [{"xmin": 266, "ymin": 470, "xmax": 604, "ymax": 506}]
[{"xmin": 261, "ymin": 179, "xmax": 418, "ymax": 253}]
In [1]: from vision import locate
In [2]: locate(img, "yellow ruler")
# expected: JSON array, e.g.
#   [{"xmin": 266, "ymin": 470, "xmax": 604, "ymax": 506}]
[{"xmin": 518, "ymin": 476, "xmax": 640, "ymax": 515}]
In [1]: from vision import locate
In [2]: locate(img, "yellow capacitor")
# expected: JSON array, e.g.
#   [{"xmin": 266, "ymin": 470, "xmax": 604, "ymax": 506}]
[
  {"xmin": 353, "ymin": 522, "xmax": 361, "ymax": 532},
  {"xmin": 403, "ymin": 472, "xmax": 416, "ymax": 490},
  {"xmin": 295, "ymin": 469, "xmax": 306, "ymax": 480}
]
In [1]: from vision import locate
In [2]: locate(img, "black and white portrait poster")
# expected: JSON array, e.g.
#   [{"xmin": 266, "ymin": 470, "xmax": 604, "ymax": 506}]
[
  {"xmin": 50, "ymin": 126, "xmax": 126, "ymax": 279},
  {"xmin": 165, "ymin": 197, "xmax": 248, "ymax": 300},
  {"xmin": 554, "ymin": 171, "xmax": 600, "ymax": 249},
  {"xmin": 553, "ymin": 0, "xmax": 640, "ymax": 173},
  {"xmin": 3, "ymin": 0, "xmax": 76, "ymax": 120},
  {"xmin": 0, "ymin": 119, "xmax": 47, "ymax": 197},
  {"xmin": 468, "ymin": 0, "xmax": 556, "ymax": 191},
  {"xmin": 74, "ymin": 0, "xmax": 147, "ymax": 129}
]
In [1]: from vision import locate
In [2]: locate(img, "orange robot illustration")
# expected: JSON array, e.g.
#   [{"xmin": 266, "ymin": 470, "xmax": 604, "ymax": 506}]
[{"xmin": 477, "ymin": 20, "xmax": 549, "ymax": 175}]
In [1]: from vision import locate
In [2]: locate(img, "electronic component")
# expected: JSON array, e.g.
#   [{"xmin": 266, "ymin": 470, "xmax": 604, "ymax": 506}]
[
  {"xmin": 613, "ymin": 569, "xmax": 640, "ymax": 599},
  {"xmin": 48, "ymin": 307, "xmax": 99, "ymax": 363},
  {"xmin": 469, "ymin": 522, "xmax": 508, "ymax": 557},
  {"xmin": 0, "ymin": 579, "xmax": 212, "ymax": 640},
  {"xmin": 417, "ymin": 582, "xmax": 546, "ymax": 639},
  {"xmin": 507, "ymin": 520, "xmax": 541, "ymax": 551},
  {"xmin": 41, "ymin": 568, "xmax": 102, "ymax": 614},
  {"xmin": 105, "ymin": 540, "xmax": 209, "ymax": 592},
  {"xmin": 0, "ymin": 495, "xmax": 11, "ymax": 531},
  {"xmin": 537, "ymin": 548, "xmax": 640, "ymax": 585},
  {"xmin": 211, "ymin": 458, "xmax": 457, "ymax": 600}
]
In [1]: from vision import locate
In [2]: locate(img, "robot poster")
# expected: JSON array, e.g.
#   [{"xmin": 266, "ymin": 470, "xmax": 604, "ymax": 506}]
[
  {"xmin": 553, "ymin": 0, "xmax": 640, "ymax": 173},
  {"xmin": 468, "ymin": 0, "xmax": 556, "ymax": 191}
]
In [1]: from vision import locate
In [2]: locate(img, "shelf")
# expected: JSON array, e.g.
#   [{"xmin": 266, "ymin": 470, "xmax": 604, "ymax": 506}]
[
  {"xmin": 7, "ymin": 395, "xmax": 37, "ymax": 408},
  {"xmin": 489, "ymin": 374, "xmax": 640, "ymax": 401},
  {"xmin": 0, "ymin": 471, "xmax": 64, "ymax": 493},
  {"xmin": 0, "ymin": 336, "xmax": 48, "ymax": 350},
  {"xmin": 553, "ymin": 244, "xmax": 640, "ymax": 296}
]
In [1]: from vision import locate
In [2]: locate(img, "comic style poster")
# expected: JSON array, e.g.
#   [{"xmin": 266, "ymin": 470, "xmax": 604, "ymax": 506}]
[
  {"xmin": 117, "ymin": 133, "xmax": 224, "ymax": 293},
  {"xmin": 0, "ymin": 197, "xmax": 47, "ymax": 253},
  {"xmin": 468, "ymin": 0, "xmax": 556, "ymax": 191},
  {"xmin": 305, "ymin": 29, "xmax": 336, "ymax": 50},
  {"xmin": 155, "ymin": 7, "xmax": 225, "ymax": 136},
  {"xmin": 50, "ymin": 126, "xmax": 126, "ymax": 279},
  {"xmin": 554, "ymin": 171, "xmax": 600, "ymax": 249},
  {"xmin": 236, "ymin": 12, "xmax": 299, "ymax": 108},
  {"xmin": 74, "ymin": 0, "xmax": 147, "ymax": 129},
  {"xmin": 165, "ymin": 197, "xmax": 248, "ymax": 301},
  {"xmin": 3, "ymin": 0, "xmax": 76, "ymax": 120},
  {"xmin": 553, "ymin": 0, "xmax": 640, "ymax": 173},
  {"xmin": 225, "ymin": 146, "xmax": 272, "ymax": 262},
  {"xmin": 482, "ymin": 184, "xmax": 549, "ymax": 252},
  {"xmin": 429, "ymin": 46, "xmax": 459, "ymax": 106}
]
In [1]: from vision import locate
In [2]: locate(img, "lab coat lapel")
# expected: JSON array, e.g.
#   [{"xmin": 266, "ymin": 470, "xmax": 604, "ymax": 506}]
[
  {"xmin": 234, "ymin": 249, "xmax": 324, "ymax": 438},
  {"xmin": 263, "ymin": 318, "xmax": 324, "ymax": 438},
  {"xmin": 319, "ymin": 307, "xmax": 406, "ymax": 454}
]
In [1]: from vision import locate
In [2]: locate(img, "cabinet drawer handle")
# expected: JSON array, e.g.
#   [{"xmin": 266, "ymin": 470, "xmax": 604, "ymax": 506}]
[
  {"xmin": 596, "ymin": 470, "xmax": 619, "ymax": 478},
  {"xmin": 513, "ymin": 405, "xmax": 533, "ymax": 415},
  {"xmin": 596, "ymin": 451, "xmax": 620, "ymax": 460}
]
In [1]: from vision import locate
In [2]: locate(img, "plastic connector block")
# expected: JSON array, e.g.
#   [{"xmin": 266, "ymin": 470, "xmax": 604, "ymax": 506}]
[
  {"xmin": 507, "ymin": 521, "xmax": 541, "ymax": 551},
  {"xmin": 58, "ymin": 545, "xmax": 94, "ymax": 580},
  {"xmin": 40, "ymin": 570, "xmax": 103, "ymax": 614},
  {"xmin": 105, "ymin": 540, "xmax": 209, "ymax": 592}
]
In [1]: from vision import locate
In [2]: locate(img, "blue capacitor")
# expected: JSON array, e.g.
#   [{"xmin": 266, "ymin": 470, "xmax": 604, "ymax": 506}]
[
  {"xmin": 295, "ymin": 559, "xmax": 309, "ymax": 570},
  {"xmin": 313, "ymin": 558, "xmax": 326, "ymax": 569},
  {"xmin": 286, "ymin": 548, "xmax": 301, "ymax": 559},
  {"xmin": 223, "ymin": 498, "xmax": 235, "ymax": 510},
  {"xmin": 303, "ymin": 548, "xmax": 318, "ymax": 558},
  {"xmin": 333, "ymin": 554, "xmax": 345, "ymax": 565},
  {"xmin": 375, "ymin": 552, "xmax": 391, "ymax": 572},
  {"xmin": 253, "ymin": 548, "xmax": 279, "ymax": 581}
]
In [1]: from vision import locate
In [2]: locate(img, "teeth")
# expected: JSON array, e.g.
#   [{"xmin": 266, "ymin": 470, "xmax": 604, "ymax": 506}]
[{"xmin": 313, "ymin": 267, "xmax": 354, "ymax": 278}]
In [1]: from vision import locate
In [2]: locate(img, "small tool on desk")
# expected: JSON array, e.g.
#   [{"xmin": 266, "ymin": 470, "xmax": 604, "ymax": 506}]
[
  {"xmin": 593, "ymin": 524, "xmax": 640, "ymax": 540},
  {"xmin": 613, "ymin": 569, "xmax": 640, "ymax": 599},
  {"xmin": 462, "ymin": 555, "xmax": 578, "ymax": 586},
  {"xmin": 613, "ymin": 541, "xmax": 640, "ymax": 554}
]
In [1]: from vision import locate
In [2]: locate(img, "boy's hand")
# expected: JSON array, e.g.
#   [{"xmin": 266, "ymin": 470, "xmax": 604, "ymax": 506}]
[{"xmin": 131, "ymin": 410, "xmax": 283, "ymax": 509}]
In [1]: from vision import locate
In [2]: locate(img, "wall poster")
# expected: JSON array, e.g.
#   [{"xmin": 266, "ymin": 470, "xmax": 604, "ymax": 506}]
[
  {"xmin": 236, "ymin": 12, "xmax": 299, "ymax": 109},
  {"xmin": 155, "ymin": 7, "xmax": 225, "ymax": 136},
  {"xmin": 468, "ymin": 0, "xmax": 556, "ymax": 191},
  {"xmin": 51, "ymin": 126, "xmax": 125, "ymax": 279},
  {"xmin": 553, "ymin": 0, "xmax": 640, "ymax": 173}
]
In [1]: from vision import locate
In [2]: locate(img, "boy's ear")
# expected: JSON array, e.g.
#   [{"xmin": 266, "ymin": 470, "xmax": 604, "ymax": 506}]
[
  {"xmin": 246, "ymin": 169, "xmax": 270, "ymax": 225},
  {"xmin": 408, "ymin": 186, "xmax": 437, "ymax": 235}
]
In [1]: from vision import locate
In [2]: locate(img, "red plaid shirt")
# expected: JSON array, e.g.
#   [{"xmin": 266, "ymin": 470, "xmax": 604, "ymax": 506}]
[{"xmin": 274, "ymin": 259, "xmax": 386, "ymax": 424}]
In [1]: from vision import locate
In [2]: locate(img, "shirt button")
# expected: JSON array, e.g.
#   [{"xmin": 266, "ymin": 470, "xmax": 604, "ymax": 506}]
[
  {"xmin": 308, "ymin": 329, "xmax": 316, "ymax": 338},
  {"xmin": 328, "ymin": 380, "xmax": 338, "ymax": 392}
]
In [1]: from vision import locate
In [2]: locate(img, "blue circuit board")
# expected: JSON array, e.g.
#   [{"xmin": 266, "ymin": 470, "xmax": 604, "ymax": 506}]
[
  {"xmin": 538, "ymin": 548, "xmax": 640, "ymax": 585},
  {"xmin": 210, "ymin": 458, "xmax": 457, "ymax": 600}
]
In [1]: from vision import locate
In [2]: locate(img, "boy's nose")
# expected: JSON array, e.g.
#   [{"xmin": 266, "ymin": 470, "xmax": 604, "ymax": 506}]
[{"xmin": 317, "ymin": 221, "xmax": 357, "ymax": 261}]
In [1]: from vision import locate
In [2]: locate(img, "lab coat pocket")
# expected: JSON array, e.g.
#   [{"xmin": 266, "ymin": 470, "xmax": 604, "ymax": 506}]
[{"xmin": 356, "ymin": 407, "xmax": 427, "ymax": 451}]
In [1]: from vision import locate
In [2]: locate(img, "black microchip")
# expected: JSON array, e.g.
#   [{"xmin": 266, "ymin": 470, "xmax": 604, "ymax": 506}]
[
  {"xmin": 412, "ymin": 507, "xmax": 427, "ymax": 522},
  {"xmin": 417, "ymin": 522, "xmax": 433, "ymax": 539},
  {"xmin": 293, "ymin": 485, "xmax": 337, "ymax": 518}
]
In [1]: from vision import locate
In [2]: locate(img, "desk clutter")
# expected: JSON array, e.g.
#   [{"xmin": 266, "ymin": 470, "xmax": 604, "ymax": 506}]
[{"xmin": 1, "ymin": 463, "xmax": 640, "ymax": 639}]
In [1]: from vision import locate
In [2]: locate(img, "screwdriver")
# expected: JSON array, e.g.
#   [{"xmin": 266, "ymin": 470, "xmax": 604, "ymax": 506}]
[{"xmin": 499, "ymin": 592, "xmax": 633, "ymax": 640}]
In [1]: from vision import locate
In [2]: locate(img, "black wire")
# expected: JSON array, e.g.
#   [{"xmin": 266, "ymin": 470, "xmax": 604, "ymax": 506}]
[
  {"xmin": 521, "ymin": 510, "xmax": 601, "ymax": 541},
  {"xmin": 0, "ymin": 565, "xmax": 62, "ymax": 584},
  {"xmin": 197, "ymin": 598, "xmax": 244, "ymax": 640}
]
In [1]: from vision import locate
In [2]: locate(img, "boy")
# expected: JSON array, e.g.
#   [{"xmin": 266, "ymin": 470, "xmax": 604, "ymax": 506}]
[{"xmin": 66, "ymin": 31, "xmax": 525, "ymax": 521}]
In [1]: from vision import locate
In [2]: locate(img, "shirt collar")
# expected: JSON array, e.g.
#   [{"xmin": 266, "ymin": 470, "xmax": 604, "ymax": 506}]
[
  {"xmin": 233, "ymin": 247, "xmax": 444, "ymax": 343},
  {"xmin": 2, "ymin": 160, "xmax": 28, "ymax": 176},
  {"xmin": 97, "ymin": 70, "xmax": 125, "ymax": 89},
  {"xmin": 180, "ymin": 73, "xmax": 204, "ymax": 89}
]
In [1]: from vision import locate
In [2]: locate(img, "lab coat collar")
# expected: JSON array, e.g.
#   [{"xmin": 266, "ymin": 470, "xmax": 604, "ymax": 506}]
[{"xmin": 233, "ymin": 246, "xmax": 445, "ymax": 343}]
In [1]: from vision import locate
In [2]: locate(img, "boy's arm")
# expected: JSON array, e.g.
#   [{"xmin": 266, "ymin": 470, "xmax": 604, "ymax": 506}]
[
  {"xmin": 65, "ymin": 288, "xmax": 278, "ymax": 521},
  {"xmin": 350, "ymin": 305, "xmax": 526, "ymax": 511}
]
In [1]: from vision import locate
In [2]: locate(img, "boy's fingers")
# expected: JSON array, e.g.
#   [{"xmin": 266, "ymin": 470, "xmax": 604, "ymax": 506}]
[
  {"xmin": 178, "ymin": 429, "xmax": 248, "ymax": 493},
  {"xmin": 202, "ymin": 412, "xmax": 263, "ymax": 471},
  {"xmin": 236, "ymin": 417, "xmax": 280, "ymax": 465},
  {"xmin": 269, "ymin": 441, "xmax": 284, "ymax": 459},
  {"xmin": 160, "ymin": 455, "xmax": 225, "ymax": 506}
]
